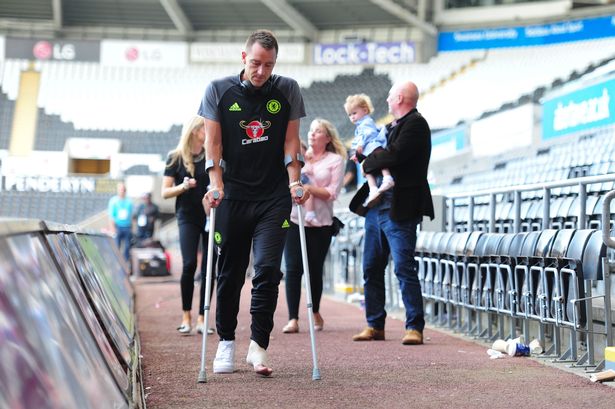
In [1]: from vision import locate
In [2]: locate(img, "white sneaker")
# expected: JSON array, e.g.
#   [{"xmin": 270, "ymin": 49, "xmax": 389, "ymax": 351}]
[
  {"xmin": 246, "ymin": 340, "xmax": 272, "ymax": 376},
  {"xmin": 213, "ymin": 340, "xmax": 235, "ymax": 373},
  {"xmin": 378, "ymin": 177, "xmax": 395, "ymax": 193}
]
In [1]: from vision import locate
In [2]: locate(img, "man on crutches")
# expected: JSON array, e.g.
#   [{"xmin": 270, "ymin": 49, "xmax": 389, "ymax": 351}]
[{"xmin": 199, "ymin": 29, "xmax": 308, "ymax": 377}]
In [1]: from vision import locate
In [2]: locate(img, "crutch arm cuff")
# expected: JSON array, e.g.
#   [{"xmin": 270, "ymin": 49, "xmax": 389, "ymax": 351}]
[
  {"xmin": 284, "ymin": 153, "xmax": 305, "ymax": 168},
  {"xmin": 205, "ymin": 159, "xmax": 226, "ymax": 172}
]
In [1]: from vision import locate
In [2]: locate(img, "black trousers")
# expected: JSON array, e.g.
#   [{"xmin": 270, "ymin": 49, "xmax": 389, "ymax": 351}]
[
  {"xmin": 178, "ymin": 221, "xmax": 216, "ymax": 315},
  {"xmin": 215, "ymin": 197, "xmax": 291, "ymax": 349},
  {"xmin": 283, "ymin": 223, "xmax": 333, "ymax": 320}
]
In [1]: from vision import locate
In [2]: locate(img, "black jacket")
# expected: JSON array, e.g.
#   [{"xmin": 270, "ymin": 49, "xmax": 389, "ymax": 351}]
[{"xmin": 350, "ymin": 108, "xmax": 434, "ymax": 222}]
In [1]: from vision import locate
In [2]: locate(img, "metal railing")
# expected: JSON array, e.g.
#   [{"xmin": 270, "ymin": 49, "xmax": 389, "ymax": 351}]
[{"xmin": 446, "ymin": 173, "xmax": 615, "ymax": 234}]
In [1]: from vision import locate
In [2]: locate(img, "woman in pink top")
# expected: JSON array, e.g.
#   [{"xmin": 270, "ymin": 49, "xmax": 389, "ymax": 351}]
[{"xmin": 282, "ymin": 118, "xmax": 346, "ymax": 333}]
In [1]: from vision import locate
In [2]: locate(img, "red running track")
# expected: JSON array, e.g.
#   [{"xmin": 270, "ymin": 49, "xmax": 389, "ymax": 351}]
[{"xmin": 135, "ymin": 276, "xmax": 615, "ymax": 409}]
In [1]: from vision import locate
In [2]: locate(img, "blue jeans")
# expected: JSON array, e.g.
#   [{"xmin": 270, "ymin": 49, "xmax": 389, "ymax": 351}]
[
  {"xmin": 115, "ymin": 226, "xmax": 132, "ymax": 262},
  {"xmin": 362, "ymin": 208, "xmax": 424, "ymax": 331}
]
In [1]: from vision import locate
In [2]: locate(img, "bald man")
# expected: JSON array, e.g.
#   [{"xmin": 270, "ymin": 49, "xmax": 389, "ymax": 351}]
[{"xmin": 350, "ymin": 81, "xmax": 434, "ymax": 345}]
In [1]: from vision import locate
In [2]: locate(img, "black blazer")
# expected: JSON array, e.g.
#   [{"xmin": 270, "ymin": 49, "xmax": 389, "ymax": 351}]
[{"xmin": 350, "ymin": 108, "xmax": 434, "ymax": 222}]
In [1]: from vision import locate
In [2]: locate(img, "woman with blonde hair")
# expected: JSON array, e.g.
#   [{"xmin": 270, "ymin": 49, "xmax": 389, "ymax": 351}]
[
  {"xmin": 162, "ymin": 115, "xmax": 215, "ymax": 335},
  {"xmin": 282, "ymin": 118, "xmax": 346, "ymax": 333}
]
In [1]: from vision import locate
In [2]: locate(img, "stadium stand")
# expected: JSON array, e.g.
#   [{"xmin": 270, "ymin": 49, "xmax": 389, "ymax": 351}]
[
  {"xmin": 300, "ymin": 68, "xmax": 392, "ymax": 139},
  {"xmin": 1, "ymin": 29, "xmax": 614, "ymax": 233},
  {"xmin": 0, "ymin": 90, "xmax": 14, "ymax": 150},
  {"xmin": 375, "ymin": 49, "xmax": 487, "ymax": 96},
  {"xmin": 0, "ymin": 190, "xmax": 113, "ymax": 224},
  {"xmin": 420, "ymin": 38, "xmax": 615, "ymax": 129}
]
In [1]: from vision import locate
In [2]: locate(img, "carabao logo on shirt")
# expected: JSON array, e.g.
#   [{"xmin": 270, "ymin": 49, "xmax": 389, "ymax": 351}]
[{"xmin": 239, "ymin": 120, "xmax": 271, "ymax": 145}]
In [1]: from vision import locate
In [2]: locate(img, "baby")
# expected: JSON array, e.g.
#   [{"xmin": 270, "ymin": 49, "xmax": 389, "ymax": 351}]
[{"xmin": 345, "ymin": 94, "xmax": 394, "ymax": 207}]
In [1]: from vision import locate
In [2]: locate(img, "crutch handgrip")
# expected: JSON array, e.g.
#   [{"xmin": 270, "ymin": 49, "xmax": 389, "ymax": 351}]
[
  {"xmin": 295, "ymin": 187, "xmax": 304, "ymax": 198},
  {"xmin": 211, "ymin": 190, "xmax": 220, "ymax": 200}
]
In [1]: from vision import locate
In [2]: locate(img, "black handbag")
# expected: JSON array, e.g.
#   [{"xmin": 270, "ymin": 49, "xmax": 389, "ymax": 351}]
[
  {"xmin": 348, "ymin": 183, "xmax": 369, "ymax": 217},
  {"xmin": 331, "ymin": 216, "xmax": 345, "ymax": 236}
]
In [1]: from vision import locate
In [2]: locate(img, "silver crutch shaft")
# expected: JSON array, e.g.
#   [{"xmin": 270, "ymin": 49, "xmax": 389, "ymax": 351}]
[
  {"xmin": 198, "ymin": 191, "xmax": 220, "ymax": 383},
  {"xmin": 295, "ymin": 187, "xmax": 322, "ymax": 381}
]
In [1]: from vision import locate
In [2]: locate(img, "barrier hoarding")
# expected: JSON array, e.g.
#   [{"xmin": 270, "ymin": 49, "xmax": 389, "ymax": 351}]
[
  {"xmin": 5, "ymin": 37, "xmax": 100, "ymax": 61},
  {"xmin": 438, "ymin": 15, "xmax": 615, "ymax": 51},
  {"xmin": 190, "ymin": 42, "xmax": 305, "ymax": 64},
  {"xmin": 46, "ymin": 232, "xmax": 130, "ymax": 394},
  {"xmin": 0, "ymin": 228, "xmax": 127, "ymax": 408},
  {"xmin": 101, "ymin": 40, "xmax": 188, "ymax": 67},
  {"xmin": 313, "ymin": 41, "xmax": 415, "ymax": 65},
  {"xmin": 542, "ymin": 77, "xmax": 615, "ymax": 140}
]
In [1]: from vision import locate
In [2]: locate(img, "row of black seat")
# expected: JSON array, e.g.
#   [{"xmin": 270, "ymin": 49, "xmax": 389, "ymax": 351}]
[{"xmin": 415, "ymin": 228, "xmax": 609, "ymax": 363}]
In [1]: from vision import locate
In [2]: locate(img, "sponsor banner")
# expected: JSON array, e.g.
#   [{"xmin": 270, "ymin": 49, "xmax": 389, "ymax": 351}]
[
  {"xmin": 65, "ymin": 138, "xmax": 120, "ymax": 160},
  {"xmin": 190, "ymin": 42, "xmax": 305, "ymax": 63},
  {"xmin": 314, "ymin": 41, "xmax": 415, "ymax": 65},
  {"xmin": 2, "ymin": 175, "xmax": 96, "ymax": 193},
  {"xmin": 542, "ymin": 77, "xmax": 615, "ymax": 140},
  {"xmin": 5, "ymin": 38, "xmax": 100, "ymax": 61},
  {"xmin": 101, "ymin": 40, "xmax": 188, "ymax": 67},
  {"xmin": 470, "ymin": 104, "xmax": 534, "ymax": 157},
  {"xmin": 1, "ymin": 152, "xmax": 68, "ymax": 177},
  {"xmin": 438, "ymin": 15, "xmax": 615, "ymax": 51},
  {"xmin": 95, "ymin": 178, "xmax": 123, "ymax": 194},
  {"xmin": 431, "ymin": 126, "xmax": 467, "ymax": 162}
]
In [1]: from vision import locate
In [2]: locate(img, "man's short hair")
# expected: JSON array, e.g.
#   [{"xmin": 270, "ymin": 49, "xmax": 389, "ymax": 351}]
[{"xmin": 245, "ymin": 29, "xmax": 279, "ymax": 56}]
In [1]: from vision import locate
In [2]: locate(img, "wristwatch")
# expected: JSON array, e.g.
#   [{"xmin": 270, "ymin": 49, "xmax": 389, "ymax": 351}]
[{"xmin": 288, "ymin": 181, "xmax": 303, "ymax": 189}]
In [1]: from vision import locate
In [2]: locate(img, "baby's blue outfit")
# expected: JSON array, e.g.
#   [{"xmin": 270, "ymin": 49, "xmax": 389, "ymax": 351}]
[{"xmin": 351, "ymin": 115, "xmax": 387, "ymax": 156}]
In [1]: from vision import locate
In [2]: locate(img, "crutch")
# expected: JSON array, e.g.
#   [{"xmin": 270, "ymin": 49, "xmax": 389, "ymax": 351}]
[
  {"xmin": 294, "ymin": 187, "xmax": 322, "ymax": 381},
  {"xmin": 198, "ymin": 190, "xmax": 220, "ymax": 383}
]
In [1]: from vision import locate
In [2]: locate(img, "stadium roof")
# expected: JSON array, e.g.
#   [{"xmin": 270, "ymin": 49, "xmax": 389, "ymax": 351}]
[{"xmin": 0, "ymin": 0, "xmax": 436, "ymax": 42}]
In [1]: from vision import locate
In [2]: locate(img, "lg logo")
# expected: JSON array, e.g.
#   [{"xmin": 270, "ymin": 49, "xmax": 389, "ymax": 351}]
[
  {"xmin": 124, "ymin": 47, "xmax": 162, "ymax": 62},
  {"xmin": 32, "ymin": 41, "xmax": 76, "ymax": 60}
]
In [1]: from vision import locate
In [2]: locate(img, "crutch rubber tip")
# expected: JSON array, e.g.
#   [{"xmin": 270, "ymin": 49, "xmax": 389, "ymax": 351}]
[
  {"xmin": 197, "ymin": 371, "xmax": 207, "ymax": 383},
  {"xmin": 312, "ymin": 368, "xmax": 321, "ymax": 381}
]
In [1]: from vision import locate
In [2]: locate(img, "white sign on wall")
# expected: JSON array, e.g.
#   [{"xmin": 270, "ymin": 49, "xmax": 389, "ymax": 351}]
[
  {"xmin": 190, "ymin": 42, "xmax": 305, "ymax": 64},
  {"xmin": 65, "ymin": 138, "xmax": 121, "ymax": 160},
  {"xmin": 2, "ymin": 175, "xmax": 96, "ymax": 193},
  {"xmin": 1, "ymin": 152, "xmax": 68, "ymax": 177},
  {"xmin": 470, "ymin": 104, "xmax": 535, "ymax": 157},
  {"xmin": 313, "ymin": 41, "xmax": 415, "ymax": 65},
  {"xmin": 101, "ymin": 40, "xmax": 188, "ymax": 67}
]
